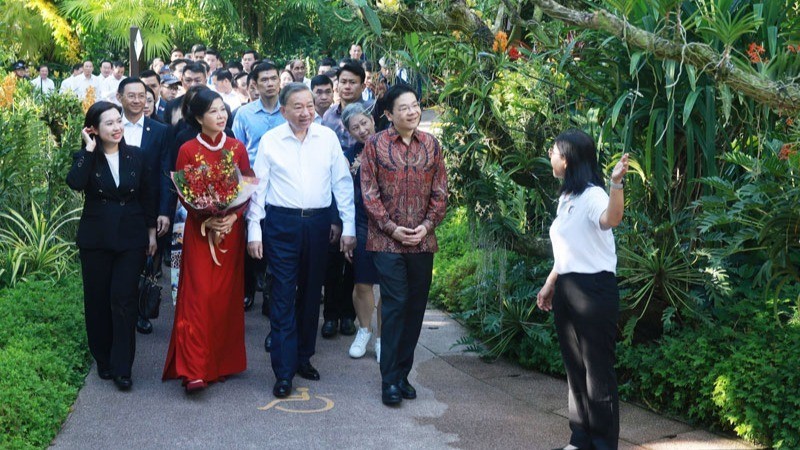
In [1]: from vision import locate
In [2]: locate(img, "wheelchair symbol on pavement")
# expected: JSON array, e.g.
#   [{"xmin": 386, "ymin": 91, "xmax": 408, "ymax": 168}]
[{"xmin": 258, "ymin": 387, "xmax": 334, "ymax": 413}]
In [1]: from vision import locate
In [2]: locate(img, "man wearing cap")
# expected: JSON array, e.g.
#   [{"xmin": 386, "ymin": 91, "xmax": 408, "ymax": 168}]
[
  {"xmin": 12, "ymin": 61, "xmax": 29, "ymax": 80},
  {"xmin": 160, "ymin": 74, "xmax": 180, "ymax": 105},
  {"xmin": 30, "ymin": 64, "xmax": 54, "ymax": 94}
]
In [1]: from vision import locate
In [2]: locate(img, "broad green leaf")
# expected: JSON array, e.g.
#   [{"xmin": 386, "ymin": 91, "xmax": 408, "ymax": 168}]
[
  {"xmin": 687, "ymin": 65, "xmax": 697, "ymax": 91},
  {"xmin": 611, "ymin": 93, "xmax": 629, "ymax": 128},
  {"xmin": 683, "ymin": 90, "xmax": 701, "ymax": 125},
  {"xmin": 768, "ymin": 26, "xmax": 778, "ymax": 57},
  {"xmin": 362, "ymin": 4, "xmax": 382, "ymax": 35},
  {"xmin": 630, "ymin": 52, "xmax": 644, "ymax": 76}
]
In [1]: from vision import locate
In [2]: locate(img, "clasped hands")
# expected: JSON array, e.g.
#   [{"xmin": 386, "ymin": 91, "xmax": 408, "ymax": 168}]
[
  {"xmin": 391, "ymin": 225, "xmax": 427, "ymax": 247},
  {"xmin": 206, "ymin": 214, "xmax": 237, "ymax": 236}
]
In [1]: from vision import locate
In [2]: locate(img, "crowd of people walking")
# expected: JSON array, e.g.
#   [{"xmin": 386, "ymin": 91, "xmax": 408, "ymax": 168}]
[
  {"xmin": 64, "ymin": 43, "xmax": 449, "ymax": 408},
  {"xmin": 57, "ymin": 40, "xmax": 628, "ymax": 448}
]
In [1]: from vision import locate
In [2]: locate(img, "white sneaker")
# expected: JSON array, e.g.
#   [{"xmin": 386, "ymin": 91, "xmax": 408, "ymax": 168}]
[
  {"xmin": 349, "ymin": 327, "xmax": 372, "ymax": 358},
  {"xmin": 374, "ymin": 338, "xmax": 381, "ymax": 364}
]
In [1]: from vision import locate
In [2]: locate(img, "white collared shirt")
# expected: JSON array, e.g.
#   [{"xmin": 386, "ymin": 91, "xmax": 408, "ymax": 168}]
[
  {"xmin": 219, "ymin": 90, "xmax": 242, "ymax": 111},
  {"xmin": 73, "ymin": 74, "xmax": 102, "ymax": 100},
  {"xmin": 31, "ymin": 77, "xmax": 55, "ymax": 94},
  {"xmin": 99, "ymin": 75, "xmax": 126, "ymax": 102},
  {"xmin": 123, "ymin": 114, "xmax": 145, "ymax": 148},
  {"xmin": 247, "ymin": 122, "xmax": 355, "ymax": 242}
]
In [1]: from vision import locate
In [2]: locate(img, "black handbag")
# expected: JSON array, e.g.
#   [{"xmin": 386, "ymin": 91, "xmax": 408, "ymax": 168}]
[{"xmin": 138, "ymin": 256, "xmax": 162, "ymax": 319}]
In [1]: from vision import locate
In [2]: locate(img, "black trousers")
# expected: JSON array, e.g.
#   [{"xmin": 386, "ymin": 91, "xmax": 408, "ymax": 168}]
[
  {"xmin": 264, "ymin": 208, "xmax": 329, "ymax": 380},
  {"xmin": 373, "ymin": 252, "xmax": 434, "ymax": 384},
  {"xmin": 79, "ymin": 247, "xmax": 145, "ymax": 377},
  {"xmin": 553, "ymin": 271, "xmax": 620, "ymax": 450},
  {"xmin": 323, "ymin": 245, "xmax": 355, "ymax": 322}
]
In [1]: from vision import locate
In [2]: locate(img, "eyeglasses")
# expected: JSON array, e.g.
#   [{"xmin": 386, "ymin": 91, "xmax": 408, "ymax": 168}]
[
  {"xmin": 548, "ymin": 148, "xmax": 560, "ymax": 157},
  {"xmin": 395, "ymin": 103, "xmax": 420, "ymax": 114},
  {"xmin": 124, "ymin": 93, "xmax": 147, "ymax": 101}
]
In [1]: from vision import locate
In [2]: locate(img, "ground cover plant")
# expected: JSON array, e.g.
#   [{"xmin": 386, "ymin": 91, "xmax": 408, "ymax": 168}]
[{"xmin": 0, "ymin": 274, "xmax": 90, "ymax": 449}]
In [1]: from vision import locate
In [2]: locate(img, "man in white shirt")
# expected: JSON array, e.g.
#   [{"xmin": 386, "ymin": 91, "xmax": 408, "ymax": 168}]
[
  {"xmin": 99, "ymin": 61, "xmax": 126, "ymax": 103},
  {"xmin": 247, "ymin": 82, "xmax": 356, "ymax": 398},
  {"xmin": 204, "ymin": 50, "xmax": 222, "ymax": 81},
  {"xmin": 30, "ymin": 64, "xmax": 55, "ymax": 94},
  {"xmin": 212, "ymin": 69, "xmax": 242, "ymax": 111},
  {"xmin": 73, "ymin": 60, "xmax": 102, "ymax": 101},
  {"xmin": 59, "ymin": 63, "xmax": 83, "ymax": 96},
  {"xmin": 99, "ymin": 60, "xmax": 113, "ymax": 80}
]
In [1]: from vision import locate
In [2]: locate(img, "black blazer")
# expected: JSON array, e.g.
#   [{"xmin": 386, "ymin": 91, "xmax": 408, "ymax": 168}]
[
  {"xmin": 137, "ymin": 116, "xmax": 174, "ymax": 216},
  {"xmin": 66, "ymin": 144, "xmax": 157, "ymax": 251}
]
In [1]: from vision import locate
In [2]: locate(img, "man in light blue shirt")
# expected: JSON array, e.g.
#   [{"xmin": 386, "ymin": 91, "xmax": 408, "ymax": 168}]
[{"xmin": 232, "ymin": 62, "xmax": 285, "ymax": 167}]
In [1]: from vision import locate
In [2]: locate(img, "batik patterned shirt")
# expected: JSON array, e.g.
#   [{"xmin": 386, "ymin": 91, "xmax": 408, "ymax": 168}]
[{"xmin": 360, "ymin": 126, "xmax": 447, "ymax": 253}]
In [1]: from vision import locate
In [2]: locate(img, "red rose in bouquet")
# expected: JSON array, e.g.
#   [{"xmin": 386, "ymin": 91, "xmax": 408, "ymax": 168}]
[{"xmin": 172, "ymin": 149, "xmax": 259, "ymax": 265}]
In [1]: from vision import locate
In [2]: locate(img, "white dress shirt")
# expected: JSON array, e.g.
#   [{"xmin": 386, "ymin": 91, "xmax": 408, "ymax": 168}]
[
  {"xmin": 31, "ymin": 77, "xmax": 55, "ymax": 94},
  {"xmin": 219, "ymin": 90, "xmax": 243, "ymax": 111},
  {"xmin": 73, "ymin": 75, "xmax": 102, "ymax": 100},
  {"xmin": 123, "ymin": 114, "xmax": 145, "ymax": 148},
  {"xmin": 99, "ymin": 75, "xmax": 126, "ymax": 102},
  {"xmin": 247, "ymin": 122, "xmax": 355, "ymax": 242}
]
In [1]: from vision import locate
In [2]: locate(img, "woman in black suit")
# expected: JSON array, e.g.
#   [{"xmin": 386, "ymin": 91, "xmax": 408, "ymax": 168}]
[{"xmin": 67, "ymin": 101, "xmax": 157, "ymax": 391}]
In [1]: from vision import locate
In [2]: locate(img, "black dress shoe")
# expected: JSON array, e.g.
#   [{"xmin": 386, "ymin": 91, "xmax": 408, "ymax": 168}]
[
  {"xmin": 136, "ymin": 317, "xmax": 153, "ymax": 334},
  {"xmin": 321, "ymin": 320, "xmax": 338, "ymax": 338},
  {"xmin": 398, "ymin": 378, "xmax": 417, "ymax": 399},
  {"xmin": 264, "ymin": 333, "xmax": 272, "ymax": 353},
  {"xmin": 114, "ymin": 376, "xmax": 132, "ymax": 390},
  {"xmin": 244, "ymin": 296, "xmax": 254, "ymax": 310},
  {"xmin": 339, "ymin": 318, "xmax": 357, "ymax": 336},
  {"xmin": 97, "ymin": 367, "xmax": 113, "ymax": 380},
  {"xmin": 273, "ymin": 379, "xmax": 292, "ymax": 398},
  {"xmin": 382, "ymin": 383, "xmax": 402, "ymax": 406},
  {"xmin": 297, "ymin": 362, "xmax": 320, "ymax": 380}
]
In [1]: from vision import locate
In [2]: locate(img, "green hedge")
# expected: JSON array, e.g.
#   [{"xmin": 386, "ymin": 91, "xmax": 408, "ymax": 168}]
[
  {"xmin": 432, "ymin": 208, "xmax": 800, "ymax": 448},
  {"xmin": 618, "ymin": 301, "xmax": 800, "ymax": 448},
  {"xmin": 0, "ymin": 274, "xmax": 90, "ymax": 449}
]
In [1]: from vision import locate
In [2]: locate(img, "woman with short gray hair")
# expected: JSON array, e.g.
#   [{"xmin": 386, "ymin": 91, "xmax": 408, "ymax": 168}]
[{"xmin": 341, "ymin": 102, "xmax": 382, "ymax": 362}]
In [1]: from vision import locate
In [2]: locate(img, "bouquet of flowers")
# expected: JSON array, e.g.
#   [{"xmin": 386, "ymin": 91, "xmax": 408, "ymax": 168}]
[{"xmin": 171, "ymin": 149, "xmax": 259, "ymax": 265}]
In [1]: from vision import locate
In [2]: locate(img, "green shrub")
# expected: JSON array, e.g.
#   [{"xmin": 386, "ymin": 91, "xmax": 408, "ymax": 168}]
[
  {"xmin": 431, "ymin": 207, "xmax": 482, "ymax": 312},
  {"xmin": 0, "ymin": 274, "xmax": 90, "ymax": 449},
  {"xmin": 618, "ymin": 300, "xmax": 800, "ymax": 448}
]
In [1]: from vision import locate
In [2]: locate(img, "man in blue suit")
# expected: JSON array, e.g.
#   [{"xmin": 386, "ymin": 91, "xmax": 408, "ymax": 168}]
[{"xmin": 117, "ymin": 77, "xmax": 172, "ymax": 334}]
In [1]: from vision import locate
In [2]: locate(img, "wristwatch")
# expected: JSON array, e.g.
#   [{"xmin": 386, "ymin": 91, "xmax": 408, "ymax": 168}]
[{"xmin": 609, "ymin": 180, "xmax": 624, "ymax": 190}]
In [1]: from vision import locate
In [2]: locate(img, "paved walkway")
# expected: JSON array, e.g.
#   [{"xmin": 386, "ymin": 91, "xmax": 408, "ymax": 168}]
[{"xmin": 54, "ymin": 292, "xmax": 755, "ymax": 449}]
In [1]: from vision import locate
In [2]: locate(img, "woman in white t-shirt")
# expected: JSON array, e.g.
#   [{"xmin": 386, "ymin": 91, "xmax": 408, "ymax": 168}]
[{"xmin": 537, "ymin": 129, "xmax": 629, "ymax": 450}]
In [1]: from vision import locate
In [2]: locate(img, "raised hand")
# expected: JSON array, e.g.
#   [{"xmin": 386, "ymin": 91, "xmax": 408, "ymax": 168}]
[
  {"xmin": 81, "ymin": 127, "xmax": 97, "ymax": 152},
  {"xmin": 611, "ymin": 153, "xmax": 630, "ymax": 184}
]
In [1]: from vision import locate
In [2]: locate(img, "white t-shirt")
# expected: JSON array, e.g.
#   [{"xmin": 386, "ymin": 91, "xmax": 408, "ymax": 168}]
[
  {"xmin": 105, "ymin": 152, "xmax": 120, "ymax": 187},
  {"xmin": 549, "ymin": 185, "xmax": 616, "ymax": 274}
]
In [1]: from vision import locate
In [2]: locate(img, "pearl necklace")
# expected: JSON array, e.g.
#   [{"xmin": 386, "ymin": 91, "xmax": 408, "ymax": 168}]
[{"xmin": 196, "ymin": 133, "xmax": 226, "ymax": 151}]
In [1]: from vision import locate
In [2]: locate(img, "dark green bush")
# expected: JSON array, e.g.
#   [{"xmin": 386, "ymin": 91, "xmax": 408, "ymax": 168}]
[
  {"xmin": 618, "ymin": 299, "xmax": 800, "ymax": 448},
  {"xmin": 0, "ymin": 274, "xmax": 90, "ymax": 449}
]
